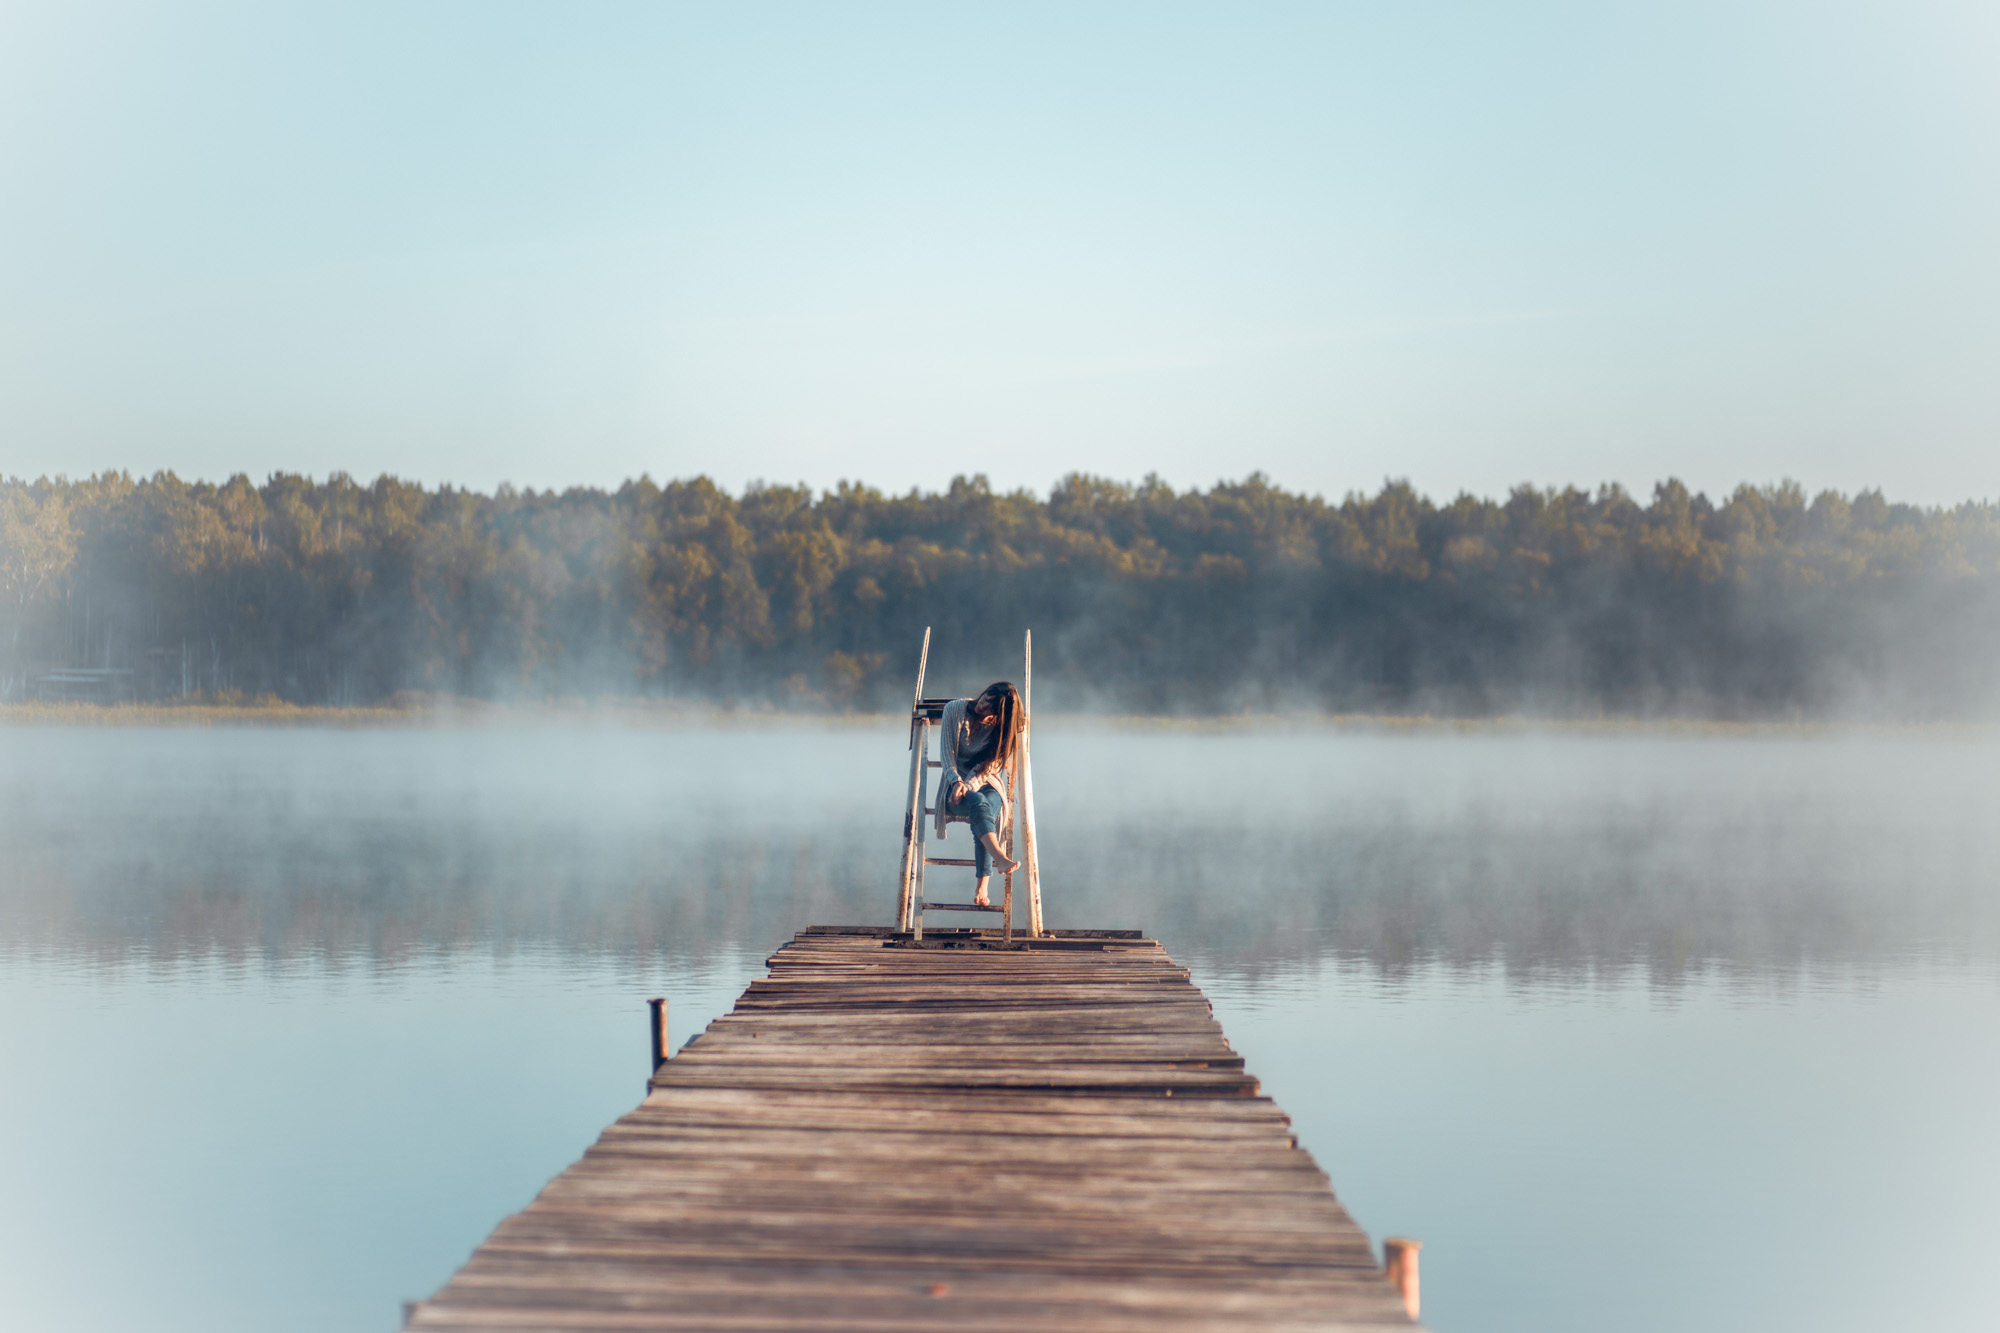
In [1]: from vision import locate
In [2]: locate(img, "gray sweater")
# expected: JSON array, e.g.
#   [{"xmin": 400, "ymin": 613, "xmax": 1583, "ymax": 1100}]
[{"xmin": 935, "ymin": 698, "xmax": 1011, "ymax": 839}]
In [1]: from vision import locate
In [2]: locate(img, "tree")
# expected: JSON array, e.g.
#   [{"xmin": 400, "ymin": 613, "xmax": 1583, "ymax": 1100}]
[{"xmin": 0, "ymin": 485, "xmax": 79, "ymax": 698}]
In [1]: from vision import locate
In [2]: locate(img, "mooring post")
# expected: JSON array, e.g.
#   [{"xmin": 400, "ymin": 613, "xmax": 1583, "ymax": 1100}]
[
  {"xmin": 1383, "ymin": 1236, "xmax": 1422, "ymax": 1320},
  {"xmin": 648, "ymin": 997, "xmax": 669, "ymax": 1073}
]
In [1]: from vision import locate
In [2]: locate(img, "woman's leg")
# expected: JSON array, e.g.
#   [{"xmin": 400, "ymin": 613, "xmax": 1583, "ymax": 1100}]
[
  {"xmin": 956, "ymin": 788, "xmax": 1016, "ymax": 904},
  {"xmin": 946, "ymin": 787, "xmax": 993, "ymax": 876},
  {"xmin": 946, "ymin": 787, "xmax": 994, "ymax": 904},
  {"xmin": 967, "ymin": 788, "xmax": 1020, "ymax": 883},
  {"xmin": 978, "ymin": 831, "xmax": 1019, "ymax": 875}
]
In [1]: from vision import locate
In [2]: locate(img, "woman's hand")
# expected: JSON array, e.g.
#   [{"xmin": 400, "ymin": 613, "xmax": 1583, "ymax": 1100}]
[{"xmin": 951, "ymin": 780, "xmax": 968, "ymax": 803}]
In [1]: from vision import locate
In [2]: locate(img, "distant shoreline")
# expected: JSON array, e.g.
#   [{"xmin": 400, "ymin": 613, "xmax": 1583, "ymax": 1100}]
[
  {"xmin": 8, "ymin": 476, "xmax": 1997, "ymax": 731},
  {"xmin": 1, "ymin": 699, "xmax": 1987, "ymax": 739}
]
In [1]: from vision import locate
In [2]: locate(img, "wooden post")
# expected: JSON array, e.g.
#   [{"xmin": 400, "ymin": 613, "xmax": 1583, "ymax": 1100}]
[
  {"xmin": 895, "ymin": 629, "xmax": 931, "ymax": 931},
  {"xmin": 896, "ymin": 722, "xmax": 925, "ymax": 931},
  {"xmin": 897, "ymin": 726, "xmax": 924, "ymax": 932},
  {"xmin": 907, "ymin": 626, "xmax": 930, "ymax": 750},
  {"xmin": 1002, "ymin": 755, "xmax": 1017, "ymax": 945},
  {"xmin": 648, "ymin": 997, "xmax": 669, "ymax": 1073},
  {"xmin": 1383, "ymin": 1237, "xmax": 1421, "ymax": 1320},
  {"xmin": 912, "ymin": 721, "xmax": 929, "ymax": 942},
  {"xmin": 1021, "ymin": 629, "xmax": 1044, "ymax": 936}
]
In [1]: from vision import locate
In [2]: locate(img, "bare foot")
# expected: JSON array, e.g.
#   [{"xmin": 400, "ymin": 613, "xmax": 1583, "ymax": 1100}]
[{"xmin": 993, "ymin": 853, "xmax": 1021, "ymax": 876}]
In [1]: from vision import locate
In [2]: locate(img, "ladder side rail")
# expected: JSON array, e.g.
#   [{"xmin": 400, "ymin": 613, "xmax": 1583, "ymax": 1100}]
[
  {"xmin": 898, "ymin": 627, "xmax": 932, "ymax": 933},
  {"xmin": 1021, "ymin": 744, "xmax": 1042, "ymax": 936},
  {"xmin": 1022, "ymin": 629, "xmax": 1044, "ymax": 936},
  {"xmin": 895, "ymin": 711, "xmax": 925, "ymax": 930},
  {"xmin": 907, "ymin": 626, "xmax": 931, "ymax": 750},
  {"xmin": 913, "ymin": 720, "xmax": 930, "ymax": 941},
  {"xmin": 1002, "ymin": 750, "xmax": 1017, "ymax": 944}
]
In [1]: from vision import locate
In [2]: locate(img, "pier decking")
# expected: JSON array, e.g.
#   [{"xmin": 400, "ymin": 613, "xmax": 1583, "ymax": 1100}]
[{"xmin": 406, "ymin": 927, "xmax": 1419, "ymax": 1331}]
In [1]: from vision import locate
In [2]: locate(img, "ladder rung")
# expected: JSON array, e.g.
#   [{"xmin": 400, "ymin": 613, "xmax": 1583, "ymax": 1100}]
[
  {"xmin": 925, "ymin": 760, "xmax": 942, "ymax": 768},
  {"xmin": 922, "ymin": 901, "xmax": 1004, "ymax": 912},
  {"xmin": 923, "ymin": 857, "xmax": 977, "ymax": 866}
]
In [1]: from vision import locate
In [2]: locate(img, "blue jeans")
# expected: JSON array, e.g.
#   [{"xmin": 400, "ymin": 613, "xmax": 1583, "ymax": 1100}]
[{"xmin": 943, "ymin": 784, "xmax": 1004, "ymax": 876}]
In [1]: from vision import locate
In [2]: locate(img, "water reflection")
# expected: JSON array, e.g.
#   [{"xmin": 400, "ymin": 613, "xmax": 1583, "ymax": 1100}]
[
  {"xmin": 5, "ymin": 723, "xmax": 1999, "ymax": 1333},
  {"xmin": 5, "ymin": 725, "xmax": 1995, "ymax": 986}
]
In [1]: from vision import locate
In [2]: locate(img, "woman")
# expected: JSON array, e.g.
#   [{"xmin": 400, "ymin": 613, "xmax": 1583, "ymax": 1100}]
[{"xmin": 937, "ymin": 680, "xmax": 1026, "ymax": 907}]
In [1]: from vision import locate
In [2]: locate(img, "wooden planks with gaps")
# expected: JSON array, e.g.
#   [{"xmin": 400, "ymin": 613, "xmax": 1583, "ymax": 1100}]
[{"xmin": 405, "ymin": 926, "xmax": 1423, "ymax": 1331}]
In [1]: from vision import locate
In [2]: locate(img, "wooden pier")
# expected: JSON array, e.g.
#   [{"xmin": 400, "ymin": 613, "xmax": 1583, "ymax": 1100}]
[{"xmin": 406, "ymin": 926, "xmax": 1421, "ymax": 1331}]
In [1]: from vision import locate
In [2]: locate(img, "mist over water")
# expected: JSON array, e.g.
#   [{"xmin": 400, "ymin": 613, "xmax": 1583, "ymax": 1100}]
[
  {"xmin": 3, "ymin": 723, "xmax": 1997, "ymax": 1332},
  {"xmin": 10, "ymin": 723, "xmax": 1996, "ymax": 980}
]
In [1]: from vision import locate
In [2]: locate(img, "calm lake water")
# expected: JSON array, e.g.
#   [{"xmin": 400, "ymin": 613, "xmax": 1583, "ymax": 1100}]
[{"xmin": 3, "ymin": 722, "xmax": 1997, "ymax": 1332}]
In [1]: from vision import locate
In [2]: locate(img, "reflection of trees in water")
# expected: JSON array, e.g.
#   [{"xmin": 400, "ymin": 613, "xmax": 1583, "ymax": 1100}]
[
  {"xmin": 1054, "ymin": 814, "xmax": 2000, "ymax": 987},
  {"xmin": 8, "ymin": 793, "xmax": 1996, "ymax": 988},
  {"xmin": 0, "ymin": 818, "xmax": 887, "ymax": 972},
  {"xmin": 7, "ymin": 729, "xmax": 1997, "ymax": 987}
]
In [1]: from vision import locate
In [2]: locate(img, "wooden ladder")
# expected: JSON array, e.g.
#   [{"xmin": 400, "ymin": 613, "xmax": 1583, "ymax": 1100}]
[{"xmin": 895, "ymin": 627, "xmax": 1044, "ymax": 942}]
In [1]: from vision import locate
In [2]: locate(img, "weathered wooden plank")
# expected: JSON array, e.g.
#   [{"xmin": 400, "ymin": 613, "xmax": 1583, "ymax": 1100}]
[
  {"xmin": 664, "ymin": 1040, "xmax": 1240, "ymax": 1064},
  {"xmin": 406, "ymin": 930, "xmax": 1420, "ymax": 1332},
  {"xmin": 624, "ymin": 1086, "xmax": 1296, "ymax": 1123}
]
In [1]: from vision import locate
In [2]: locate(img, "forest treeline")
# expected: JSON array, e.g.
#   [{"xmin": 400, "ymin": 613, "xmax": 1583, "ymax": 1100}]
[{"xmin": 3, "ymin": 470, "xmax": 1997, "ymax": 717}]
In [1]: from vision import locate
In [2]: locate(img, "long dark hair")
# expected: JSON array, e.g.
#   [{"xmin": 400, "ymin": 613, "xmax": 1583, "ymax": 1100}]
[{"xmin": 967, "ymin": 680, "xmax": 1026, "ymax": 774}]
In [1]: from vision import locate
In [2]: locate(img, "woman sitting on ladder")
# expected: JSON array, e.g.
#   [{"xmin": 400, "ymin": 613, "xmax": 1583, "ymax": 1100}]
[{"xmin": 938, "ymin": 681, "xmax": 1026, "ymax": 907}]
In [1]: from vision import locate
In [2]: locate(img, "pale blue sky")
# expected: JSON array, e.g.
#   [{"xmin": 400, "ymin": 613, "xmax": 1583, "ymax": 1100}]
[{"xmin": 3, "ymin": 1, "xmax": 1996, "ymax": 503}]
